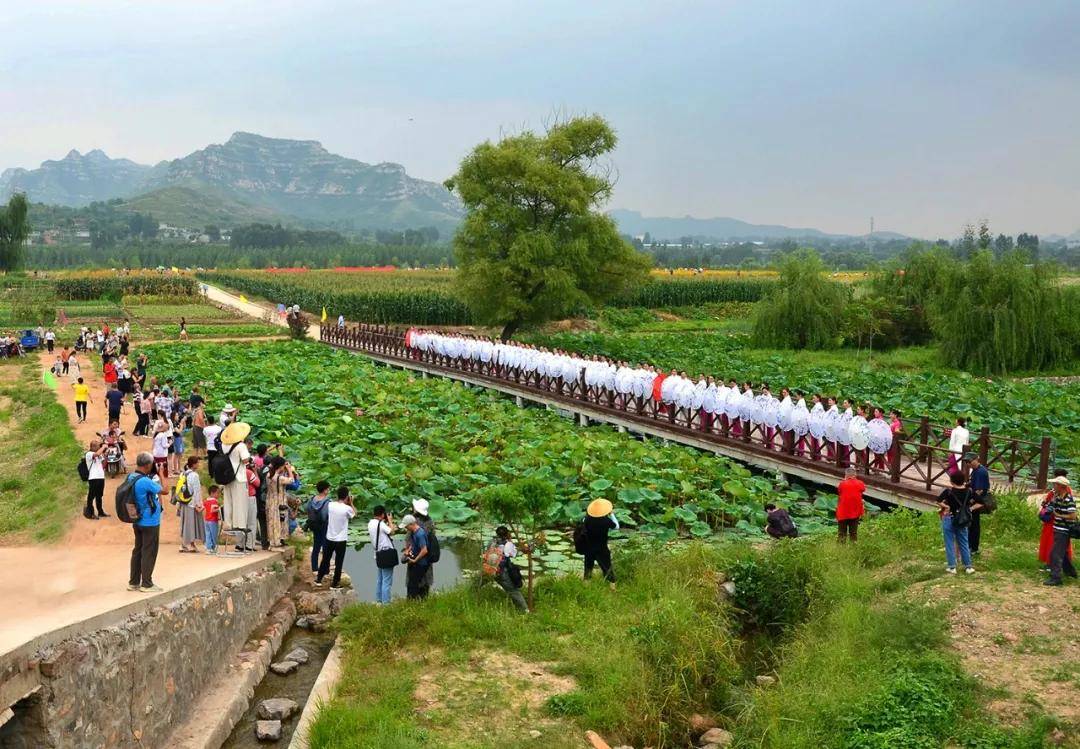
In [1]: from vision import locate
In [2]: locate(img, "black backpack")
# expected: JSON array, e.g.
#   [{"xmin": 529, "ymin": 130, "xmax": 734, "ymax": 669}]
[
  {"xmin": 426, "ymin": 528, "xmax": 441, "ymax": 564},
  {"xmin": 115, "ymin": 474, "xmax": 141, "ymax": 524},
  {"xmin": 573, "ymin": 520, "xmax": 588, "ymax": 554},
  {"xmin": 77, "ymin": 455, "xmax": 90, "ymax": 482},
  {"xmin": 209, "ymin": 444, "xmax": 239, "ymax": 485}
]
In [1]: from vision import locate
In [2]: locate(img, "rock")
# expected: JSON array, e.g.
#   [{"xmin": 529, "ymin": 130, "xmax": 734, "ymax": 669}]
[
  {"xmin": 720, "ymin": 581, "xmax": 736, "ymax": 597},
  {"xmin": 337, "ymin": 572, "xmax": 353, "ymax": 589},
  {"xmin": 295, "ymin": 615, "xmax": 328, "ymax": 632},
  {"xmin": 283, "ymin": 647, "xmax": 310, "ymax": 664},
  {"xmin": 255, "ymin": 720, "xmax": 282, "ymax": 741},
  {"xmin": 257, "ymin": 697, "xmax": 299, "ymax": 721},
  {"xmin": 755, "ymin": 675, "xmax": 776, "ymax": 686},
  {"xmin": 689, "ymin": 714, "xmax": 718, "ymax": 735},
  {"xmin": 269, "ymin": 660, "xmax": 299, "ymax": 676},
  {"xmin": 528, "ymin": 730, "xmax": 542, "ymax": 739},
  {"xmin": 294, "ymin": 592, "xmax": 326, "ymax": 616},
  {"xmin": 698, "ymin": 727, "xmax": 733, "ymax": 747}
]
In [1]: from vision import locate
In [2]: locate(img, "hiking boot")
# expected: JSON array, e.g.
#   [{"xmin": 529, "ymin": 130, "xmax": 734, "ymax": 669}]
[{"xmin": 140, "ymin": 584, "xmax": 163, "ymax": 593}]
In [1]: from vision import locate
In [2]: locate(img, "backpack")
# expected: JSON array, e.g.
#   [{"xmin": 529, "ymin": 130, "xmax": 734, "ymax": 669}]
[
  {"xmin": 115, "ymin": 474, "xmax": 141, "ymax": 524},
  {"xmin": 209, "ymin": 444, "xmax": 239, "ymax": 484},
  {"xmin": 481, "ymin": 544, "xmax": 505, "ymax": 576},
  {"xmin": 306, "ymin": 497, "xmax": 329, "ymax": 533},
  {"xmin": 426, "ymin": 527, "xmax": 441, "ymax": 564},
  {"xmin": 171, "ymin": 471, "xmax": 194, "ymax": 505},
  {"xmin": 77, "ymin": 455, "xmax": 90, "ymax": 482},
  {"xmin": 978, "ymin": 493, "xmax": 997, "ymax": 515},
  {"xmin": 573, "ymin": 520, "xmax": 588, "ymax": 554}
]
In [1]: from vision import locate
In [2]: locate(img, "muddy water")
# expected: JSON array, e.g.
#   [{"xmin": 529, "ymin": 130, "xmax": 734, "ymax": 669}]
[{"xmin": 221, "ymin": 628, "xmax": 335, "ymax": 749}]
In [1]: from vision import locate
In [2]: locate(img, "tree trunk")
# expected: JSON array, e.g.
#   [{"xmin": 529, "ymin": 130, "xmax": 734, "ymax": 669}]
[{"xmin": 500, "ymin": 317, "xmax": 522, "ymax": 341}]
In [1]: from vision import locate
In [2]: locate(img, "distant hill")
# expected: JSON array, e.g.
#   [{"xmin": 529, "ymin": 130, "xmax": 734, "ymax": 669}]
[
  {"xmin": 0, "ymin": 149, "xmax": 156, "ymax": 206},
  {"xmin": 1, "ymin": 133, "xmax": 463, "ymax": 233},
  {"xmin": 610, "ymin": 209, "xmax": 914, "ymax": 242},
  {"xmin": 142, "ymin": 132, "xmax": 463, "ymax": 233},
  {"xmin": 118, "ymin": 185, "xmax": 287, "ymax": 228}
]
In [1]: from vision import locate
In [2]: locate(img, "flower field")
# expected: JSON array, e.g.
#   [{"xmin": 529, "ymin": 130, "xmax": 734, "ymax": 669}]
[
  {"xmin": 200, "ymin": 269, "xmax": 776, "ymax": 324},
  {"xmin": 141, "ymin": 340, "xmax": 837, "ymax": 546}
]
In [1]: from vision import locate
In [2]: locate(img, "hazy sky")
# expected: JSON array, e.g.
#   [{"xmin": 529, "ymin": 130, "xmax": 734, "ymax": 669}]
[{"xmin": 2, "ymin": 0, "xmax": 1078, "ymax": 237}]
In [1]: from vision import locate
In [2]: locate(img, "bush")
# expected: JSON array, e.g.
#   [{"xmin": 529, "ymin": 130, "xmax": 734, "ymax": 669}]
[
  {"xmin": 751, "ymin": 250, "xmax": 850, "ymax": 349},
  {"xmin": 726, "ymin": 542, "xmax": 822, "ymax": 635},
  {"xmin": 934, "ymin": 250, "xmax": 1074, "ymax": 374}
]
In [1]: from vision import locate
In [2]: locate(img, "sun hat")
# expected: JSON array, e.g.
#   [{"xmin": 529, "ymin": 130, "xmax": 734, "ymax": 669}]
[
  {"xmin": 1050, "ymin": 476, "xmax": 1071, "ymax": 487},
  {"xmin": 221, "ymin": 421, "xmax": 251, "ymax": 445},
  {"xmin": 412, "ymin": 498, "xmax": 430, "ymax": 515},
  {"xmin": 400, "ymin": 514, "xmax": 418, "ymax": 526},
  {"xmin": 222, "ymin": 403, "xmax": 238, "ymax": 413},
  {"xmin": 587, "ymin": 498, "xmax": 613, "ymax": 518}
]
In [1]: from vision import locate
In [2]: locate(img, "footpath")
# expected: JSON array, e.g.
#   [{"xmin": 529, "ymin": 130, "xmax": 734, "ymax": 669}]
[{"xmin": 0, "ymin": 344, "xmax": 283, "ymax": 659}]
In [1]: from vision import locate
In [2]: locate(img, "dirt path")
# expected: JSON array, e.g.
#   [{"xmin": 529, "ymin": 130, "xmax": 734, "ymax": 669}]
[{"xmin": 202, "ymin": 283, "xmax": 320, "ymax": 339}]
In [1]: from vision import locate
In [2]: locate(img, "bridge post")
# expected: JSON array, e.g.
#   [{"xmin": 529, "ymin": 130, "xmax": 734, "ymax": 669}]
[
  {"xmin": 1037, "ymin": 437, "xmax": 1051, "ymax": 489},
  {"xmin": 978, "ymin": 427, "xmax": 989, "ymax": 464}
]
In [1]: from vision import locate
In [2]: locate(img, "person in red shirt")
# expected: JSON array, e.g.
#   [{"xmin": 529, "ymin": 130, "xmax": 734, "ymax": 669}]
[
  {"xmin": 203, "ymin": 485, "xmax": 221, "ymax": 554},
  {"xmin": 651, "ymin": 370, "xmax": 668, "ymax": 416},
  {"xmin": 836, "ymin": 468, "xmax": 866, "ymax": 543},
  {"xmin": 102, "ymin": 358, "xmax": 118, "ymax": 385}
]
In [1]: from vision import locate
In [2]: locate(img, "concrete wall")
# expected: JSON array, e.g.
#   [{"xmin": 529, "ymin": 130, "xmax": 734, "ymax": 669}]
[{"xmin": 1, "ymin": 562, "xmax": 292, "ymax": 749}]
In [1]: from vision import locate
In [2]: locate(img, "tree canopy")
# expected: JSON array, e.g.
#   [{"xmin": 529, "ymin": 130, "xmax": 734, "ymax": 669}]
[
  {"xmin": 445, "ymin": 115, "xmax": 651, "ymax": 339},
  {"xmin": 0, "ymin": 193, "xmax": 31, "ymax": 272},
  {"xmin": 750, "ymin": 250, "xmax": 849, "ymax": 349}
]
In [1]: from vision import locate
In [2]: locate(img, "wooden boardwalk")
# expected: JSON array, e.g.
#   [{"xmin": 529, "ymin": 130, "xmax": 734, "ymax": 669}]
[{"xmin": 320, "ymin": 326, "xmax": 1053, "ymax": 512}]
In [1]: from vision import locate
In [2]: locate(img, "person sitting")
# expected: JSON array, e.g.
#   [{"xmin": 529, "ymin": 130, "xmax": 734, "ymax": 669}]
[
  {"xmin": 100, "ymin": 421, "xmax": 128, "ymax": 471},
  {"xmin": 764, "ymin": 503, "xmax": 799, "ymax": 539}
]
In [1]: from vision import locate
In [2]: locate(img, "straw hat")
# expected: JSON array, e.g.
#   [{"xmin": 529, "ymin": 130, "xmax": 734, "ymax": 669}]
[
  {"xmin": 1051, "ymin": 475, "xmax": 1071, "ymax": 487},
  {"xmin": 221, "ymin": 421, "xmax": 251, "ymax": 445},
  {"xmin": 587, "ymin": 498, "xmax": 613, "ymax": 518}
]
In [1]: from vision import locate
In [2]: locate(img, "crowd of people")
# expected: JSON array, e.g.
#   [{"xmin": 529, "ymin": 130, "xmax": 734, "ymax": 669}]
[
  {"xmin": 404, "ymin": 329, "xmax": 956, "ymax": 473},
  {"xmin": 60, "ymin": 319, "xmax": 1076, "ymax": 600}
]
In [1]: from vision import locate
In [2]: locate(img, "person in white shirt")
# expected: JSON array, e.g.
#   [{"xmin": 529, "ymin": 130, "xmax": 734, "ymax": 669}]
[
  {"xmin": 491, "ymin": 525, "xmax": 528, "ymax": 612},
  {"xmin": 316, "ymin": 486, "xmax": 356, "ymax": 588},
  {"xmin": 367, "ymin": 505, "xmax": 397, "ymax": 604},
  {"xmin": 948, "ymin": 417, "xmax": 970, "ymax": 474},
  {"xmin": 84, "ymin": 439, "xmax": 108, "ymax": 519}
]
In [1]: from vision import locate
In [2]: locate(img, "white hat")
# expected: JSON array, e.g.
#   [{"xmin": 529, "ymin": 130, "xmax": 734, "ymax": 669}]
[
  {"xmin": 1051, "ymin": 475, "xmax": 1071, "ymax": 487},
  {"xmin": 223, "ymin": 403, "xmax": 237, "ymax": 413},
  {"xmin": 412, "ymin": 498, "xmax": 430, "ymax": 515},
  {"xmin": 400, "ymin": 514, "xmax": 418, "ymax": 527}
]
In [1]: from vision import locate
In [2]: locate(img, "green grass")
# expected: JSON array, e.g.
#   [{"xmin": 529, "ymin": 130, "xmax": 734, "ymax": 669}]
[
  {"xmin": 310, "ymin": 498, "xmax": 1064, "ymax": 749},
  {"xmin": 0, "ymin": 358, "xmax": 84, "ymax": 542}
]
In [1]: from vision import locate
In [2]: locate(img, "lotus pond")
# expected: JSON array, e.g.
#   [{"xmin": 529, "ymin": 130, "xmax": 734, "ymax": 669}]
[{"xmin": 140, "ymin": 341, "xmax": 839, "ymax": 567}]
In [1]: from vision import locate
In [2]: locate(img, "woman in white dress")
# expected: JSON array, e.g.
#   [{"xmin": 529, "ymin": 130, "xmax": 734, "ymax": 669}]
[
  {"xmin": 824, "ymin": 397, "xmax": 840, "ymax": 461},
  {"xmin": 837, "ymin": 400, "xmax": 854, "ymax": 467},
  {"xmin": 220, "ymin": 421, "xmax": 253, "ymax": 550},
  {"xmin": 867, "ymin": 407, "xmax": 894, "ymax": 471},
  {"xmin": 947, "ymin": 417, "xmax": 970, "ymax": 474},
  {"xmin": 791, "ymin": 392, "xmax": 810, "ymax": 455},
  {"xmin": 724, "ymin": 379, "xmax": 741, "ymax": 437},
  {"xmin": 849, "ymin": 404, "xmax": 870, "ymax": 471},
  {"xmin": 809, "ymin": 394, "xmax": 827, "ymax": 460},
  {"xmin": 738, "ymin": 382, "xmax": 755, "ymax": 439}
]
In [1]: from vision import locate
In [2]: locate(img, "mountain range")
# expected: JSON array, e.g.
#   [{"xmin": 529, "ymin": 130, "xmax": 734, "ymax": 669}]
[
  {"xmin": 0, "ymin": 132, "xmax": 464, "ymax": 233},
  {"xmin": 608, "ymin": 209, "xmax": 911, "ymax": 242}
]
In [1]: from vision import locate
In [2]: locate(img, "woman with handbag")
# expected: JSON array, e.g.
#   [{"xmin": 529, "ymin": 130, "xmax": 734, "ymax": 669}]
[
  {"xmin": 938, "ymin": 472, "xmax": 978, "ymax": 575},
  {"xmin": 368, "ymin": 505, "xmax": 398, "ymax": 604}
]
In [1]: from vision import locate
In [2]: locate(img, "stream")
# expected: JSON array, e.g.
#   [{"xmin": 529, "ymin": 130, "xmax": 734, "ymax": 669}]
[{"xmin": 221, "ymin": 627, "xmax": 336, "ymax": 749}]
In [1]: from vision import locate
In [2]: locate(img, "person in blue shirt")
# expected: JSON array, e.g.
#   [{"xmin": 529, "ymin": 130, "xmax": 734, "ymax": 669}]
[
  {"xmin": 128, "ymin": 452, "xmax": 163, "ymax": 592},
  {"xmin": 402, "ymin": 514, "xmax": 430, "ymax": 600},
  {"xmin": 967, "ymin": 454, "xmax": 991, "ymax": 556}
]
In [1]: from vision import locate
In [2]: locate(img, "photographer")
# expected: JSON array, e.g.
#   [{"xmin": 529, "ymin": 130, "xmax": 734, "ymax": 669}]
[
  {"xmin": 263, "ymin": 450, "xmax": 295, "ymax": 549},
  {"xmin": 315, "ymin": 486, "xmax": 355, "ymax": 589}
]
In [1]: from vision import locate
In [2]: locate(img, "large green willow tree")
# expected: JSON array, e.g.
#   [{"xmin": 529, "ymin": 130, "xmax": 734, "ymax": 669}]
[
  {"xmin": 751, "ymin": 249, "xmax": 849, "ymax": 349},
  {"xmin": 0, "ymin": 193, "xmax": 31, "ymax": 273},
  {"xmin": 445, "ymin": 115, "xmax": 651, "ymax": 339}
]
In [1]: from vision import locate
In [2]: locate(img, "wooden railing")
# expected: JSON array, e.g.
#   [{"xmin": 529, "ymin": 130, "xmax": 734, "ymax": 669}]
[{"xmin": 321, "ymin": 324, "xmax": 1054, "ymax": 495}]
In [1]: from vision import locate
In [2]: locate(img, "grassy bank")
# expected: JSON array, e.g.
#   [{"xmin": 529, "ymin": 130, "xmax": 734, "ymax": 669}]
[
  {"xmin": 0, "ymin": 358, "xmax": 84, "ymax": 542},
  {"xmin": 309, "ymin": 497, "xmax": 1073, "ymax": 748}
]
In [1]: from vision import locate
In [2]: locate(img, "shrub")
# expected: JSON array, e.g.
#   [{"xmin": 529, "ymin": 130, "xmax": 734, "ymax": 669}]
[
  {"xmin": 726, "ymin": 542, "xmax": 822, "ymax": 635},
  {"xmin": 751, "ymin": 250, "xmax": 850, "ymax": 349}
]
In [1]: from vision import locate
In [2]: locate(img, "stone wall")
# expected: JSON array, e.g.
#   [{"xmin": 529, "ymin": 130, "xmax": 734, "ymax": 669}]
[{"xmin": 8, "ymin": 563, "xmax": 293, "ymax": 749}]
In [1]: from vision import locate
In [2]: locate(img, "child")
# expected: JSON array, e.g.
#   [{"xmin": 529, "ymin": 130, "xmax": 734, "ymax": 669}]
[
  {"xmin": 51, "ymin": 356, "xmax": 63, "ymax": 377},
  {"xmin": 203, "ymin": 485, "xmax": 221, "ymax": 555}
]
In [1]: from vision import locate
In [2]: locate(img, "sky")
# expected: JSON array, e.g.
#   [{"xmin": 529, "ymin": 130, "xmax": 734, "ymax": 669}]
[{"xmin": 1, "ymin": 0, "xmax": 1078, "ymax": 238}]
